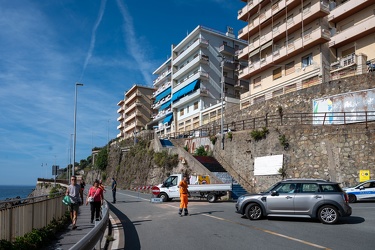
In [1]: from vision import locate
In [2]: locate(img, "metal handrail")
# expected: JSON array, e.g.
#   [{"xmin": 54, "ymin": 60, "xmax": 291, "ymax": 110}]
[{"xmin": 70, "ymin": 201, "xmax": 109, "ymax": 250}]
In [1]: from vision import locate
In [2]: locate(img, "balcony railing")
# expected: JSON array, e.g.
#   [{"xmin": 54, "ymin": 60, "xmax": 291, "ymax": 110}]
[
  {"xmin": 173, "ymin": 38, "xmax": 209, "ymax": 65},
  {"xmin": 329, "ymin": 15, "xmax": 375, "ymax": 48}
]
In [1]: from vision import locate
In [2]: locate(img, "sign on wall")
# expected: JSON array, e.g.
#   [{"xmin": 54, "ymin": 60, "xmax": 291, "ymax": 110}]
[
  {"xmin": 313, "ymin": 88, "xmax": 375, "ymax": 125},
  {"xmin": 254, "ymin": 154, "xmax": 283, "ymax": 176},
  {"xmin": 359, "ymin": 170, "xmax": 370, "ymax": 182}
]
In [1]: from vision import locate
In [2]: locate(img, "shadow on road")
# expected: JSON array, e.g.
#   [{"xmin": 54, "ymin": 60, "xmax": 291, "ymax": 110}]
[{"xmin": 108, "ymin": 203, "xmax": 141, "ymax": 250}]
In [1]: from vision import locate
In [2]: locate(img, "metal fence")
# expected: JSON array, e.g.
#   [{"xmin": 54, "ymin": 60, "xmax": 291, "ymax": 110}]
[
  {"xmin": 0, "ymin": 193, "xmax": 67, "ymax": 241},
  {"xmin": 161, "ymin": 111, "xmax": 375, "ymax": 139}
]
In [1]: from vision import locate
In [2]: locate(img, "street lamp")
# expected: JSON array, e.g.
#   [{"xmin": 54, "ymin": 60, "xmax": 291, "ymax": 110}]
[
  {"xmin": 73, "ymin": 82, "xmax": 84, "ymax": 177},
  {"xmin": 218, "ymin": 54, "xmax": 225, "ymax": 150}
]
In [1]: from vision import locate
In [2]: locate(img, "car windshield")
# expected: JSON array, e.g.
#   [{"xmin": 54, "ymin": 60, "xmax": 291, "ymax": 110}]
[{"xmin": 263, "ymin": 182, "xmax": 281, "ymax": 193}]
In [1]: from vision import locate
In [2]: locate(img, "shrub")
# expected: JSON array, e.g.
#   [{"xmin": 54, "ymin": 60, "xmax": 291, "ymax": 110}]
[
  {"xmin": 194, "ymin": 146, "xmax": 208, "ymax": 156},
  {"xmin": 250, "ymin": 127, "xmax": 269, "ymax": 141}
]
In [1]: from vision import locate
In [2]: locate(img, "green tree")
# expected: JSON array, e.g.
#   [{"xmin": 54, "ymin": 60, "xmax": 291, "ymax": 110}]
[{"xmin": 95, "ymin": 147, "xmax": 108, "ymax": 170}]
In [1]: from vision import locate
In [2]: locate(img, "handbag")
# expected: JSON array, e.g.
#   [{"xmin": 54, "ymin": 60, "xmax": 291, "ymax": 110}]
[
  {"xmin": 62, "ymin": 195, "xmax": 72, "ymax": 206},
  {"xmin": 88, "ymin": 188, "xmax": 99, "ymax": 203}
]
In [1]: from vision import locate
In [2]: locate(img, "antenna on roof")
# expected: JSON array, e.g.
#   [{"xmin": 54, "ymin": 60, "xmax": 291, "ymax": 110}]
[{"xmin": 226, "ymin": 26, "xmax": 235, "ymax": 38}]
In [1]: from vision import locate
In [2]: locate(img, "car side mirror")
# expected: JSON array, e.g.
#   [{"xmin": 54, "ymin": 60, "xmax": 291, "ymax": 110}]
[
  {"xmin": 271, "ymin": 190, "xmax": 279, "ymax": 196},
  {"xmin": 359, "ymin": 186, "xmax": 365, "ymax": 190}
]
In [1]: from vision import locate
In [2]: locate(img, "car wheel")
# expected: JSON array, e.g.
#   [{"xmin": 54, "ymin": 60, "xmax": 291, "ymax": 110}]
[
  {"xmin": 245, "ymin": 203, "xmax": 263, "ymax": 220},
  {"xmin": 318, "ymin": 205, "xmax": 339, "ymax": 224},
  {"xmin": 158, "ymin": 193, "xmax": 169, "ymax": 202},
  {"xmin": 348, "ymin": 194, "xmax": 357, "ymax": 203},
  {"xmin": 207, "ymin": 193, "xmax": 216, "ymax": 203}
]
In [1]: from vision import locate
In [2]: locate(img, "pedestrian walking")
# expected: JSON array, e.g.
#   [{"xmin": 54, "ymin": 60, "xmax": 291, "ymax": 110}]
[
  {"xmin": 86, "ymin": 179, "xmax": 104, "ymax": 223},
  {"xmin": 111, "ymin": 177, "xmax": 117, "ymax": 203},
  {"xmin": 99, "ymin": 179, "xmax": 106, "ymax": 193},
  {"xmin": 80, "ymin": 177, "xmax": 86, "ymax": 203},
  {"xmin": 66, "ymin": 175, "xmax": 82, "ymax": 230},
  {"xmin": 178, "ymin": 175, "xmax": 189, "ymax": 216}
]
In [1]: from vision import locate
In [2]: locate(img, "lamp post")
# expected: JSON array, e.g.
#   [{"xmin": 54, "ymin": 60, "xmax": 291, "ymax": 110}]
[
  {"xmin": 73, "ymin": 82, "xmax": 83, "ymax": 177},
  {"xmin": 218, "ymin": 54, "xmax": 225, "ymax": 150}
]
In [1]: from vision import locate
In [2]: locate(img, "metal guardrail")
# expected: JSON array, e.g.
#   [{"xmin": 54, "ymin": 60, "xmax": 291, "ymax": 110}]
[{"xmin": 70, "ymin": 201, "xmax": 109, "ymax": 250}]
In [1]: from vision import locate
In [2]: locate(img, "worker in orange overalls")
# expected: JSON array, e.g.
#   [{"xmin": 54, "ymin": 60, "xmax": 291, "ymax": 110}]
[{"xmin": 178, "ymin": 175, "xmax": 189, "ymax": 216}]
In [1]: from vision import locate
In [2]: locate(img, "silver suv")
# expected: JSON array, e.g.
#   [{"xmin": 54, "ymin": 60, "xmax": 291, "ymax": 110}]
[{"xmin": 235, "ymin": 179, "xmax": 352, "ymax": 224}]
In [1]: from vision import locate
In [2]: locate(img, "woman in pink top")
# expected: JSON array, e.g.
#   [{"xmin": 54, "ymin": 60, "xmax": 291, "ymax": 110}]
[{"xmin": 86, "ymin": 179, "xmax": 104, "ymax": 223}]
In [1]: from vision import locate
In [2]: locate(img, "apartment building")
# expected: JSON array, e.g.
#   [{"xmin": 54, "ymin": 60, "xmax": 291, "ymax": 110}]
[
  {"xmin": 152, "ymin": 25, "xmax": 249, "ymax": 136},
  {"xmin": 237, "ymin": 0, "xmax": 375, "ymax": 109},
  {"xmin": 117, "ymin": 85, "xmax": 155, "ymax": 140},
  {"xmin": 237, "ymin": 0, "xmax": 331, "ymax": 108},
  {"xmin": 328, "ymin": 0, "xmax": 375, "ymax": 79}
]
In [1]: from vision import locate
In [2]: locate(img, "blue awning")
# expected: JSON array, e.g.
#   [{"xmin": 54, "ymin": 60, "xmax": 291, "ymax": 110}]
[
  {"xmin": 163, "ymin": 113, "xmax": 173, "ymax": 124},
  {"xmin": 154, "ymin": 87, "xmax": 171, "ymax": 103},
  {"xmin": 159, "ymin": 100, "xmax": 171, "ymax": 111},
  {"xmin": 171, "ymin": 79, "xmax": 200, "ymax": 103}
]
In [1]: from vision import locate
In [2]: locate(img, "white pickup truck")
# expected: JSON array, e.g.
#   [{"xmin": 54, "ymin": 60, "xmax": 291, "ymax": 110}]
[{"xmin": 156, "ymin": 174, "xmax": 232, "ymax": 203}]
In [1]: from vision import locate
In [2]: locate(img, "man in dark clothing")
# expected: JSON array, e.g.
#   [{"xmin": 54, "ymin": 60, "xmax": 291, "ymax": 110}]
[{"xmin": 112, "ymin": 177, "xmax": 117, "ymax": 203}]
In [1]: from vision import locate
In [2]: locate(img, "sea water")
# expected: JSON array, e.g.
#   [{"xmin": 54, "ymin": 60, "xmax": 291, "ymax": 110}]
[{"xmin": 0, "ymin": 185, "xmax": 35, "ymax": 201}]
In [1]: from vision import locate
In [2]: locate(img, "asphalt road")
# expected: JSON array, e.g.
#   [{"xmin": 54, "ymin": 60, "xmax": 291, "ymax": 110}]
[{"xmin": 104, "ymin": 189, "xmax": 375, "ymax": 250}]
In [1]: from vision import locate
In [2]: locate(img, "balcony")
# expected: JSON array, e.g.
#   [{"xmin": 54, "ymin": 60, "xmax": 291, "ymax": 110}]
[
  {"xmin": 153, "ymin": 81, "xmax": 171, "ymax": 98},
  {"xmin": 328, "ymin": 0, "xmax": 373, "ymax": 23},
  {"xmin": 173, "ymin": 54, "xmax": 209, "ymax": 80},
  {"xmin": 237, "ymin": 0, "xmax": 254, "ymax": 21},
  {"xmin": 219, "ymin": 44, "xmax": 236, "ymax": 56},
  {"xmin": 117, "ymin": 122, "xmax": 124, "ymax": 130},
  {"xmin": 223, "ymin": 76, "xmax": 236, "ymax": 86},
  {"xmin": 235, "ymin": 79, "xmax": 249, "ymax": 89},
  {"xmin": 238, "ymin": 0, "xmax": 329, "ymax": 40},
  {"xmin": 330, "ymin": 53, "xmax": 357, "ymax": 71},
  {"xmin": 117, "ymin": 115, "xmax": 124, "ymax": 122},
  {"xmin": 153, "ymin": 69, "xmax": 172, "ymax": 86},
  {"xmin": 173, "ymin": 38, "xmax": 209, "ymax": 65},
  {"xmin": 239, "ymin": 28, "xmax": 330, "ymax": 79},
  {"xmin": 117, "ymin": 106, "xmax": 124, "ymax": 114},
  {"xmin": 329, "ymin": 15, "xmax": 375, "ymax": 48}
]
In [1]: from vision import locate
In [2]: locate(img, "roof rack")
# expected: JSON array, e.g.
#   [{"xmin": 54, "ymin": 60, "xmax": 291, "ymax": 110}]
[{"xmin": 283, "ymin": 178, "xmax": 328, "ymax": 182}]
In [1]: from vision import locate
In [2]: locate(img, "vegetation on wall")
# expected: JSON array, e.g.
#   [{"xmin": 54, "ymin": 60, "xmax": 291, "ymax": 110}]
[
  {"xmin": 250, "ymin": 127, "xmax": 269, "ymax": 141},
  {"xmin": 227, "ymin": 132, "xmax": 233, "ymax": 140},
  {"xmin": 153, "ymin": 150, "xmax": 179, "ymax": 172},
  {"xmin": 278, "ymin": 134, "xmax": 290, "ymax": 150},
  {"xmin": 95, "ymin": 147, "xmax": 108, "ymax": 171},
  {"xmin": 194, "ymin": 146, "xmax": 208, "ymax": 156}
]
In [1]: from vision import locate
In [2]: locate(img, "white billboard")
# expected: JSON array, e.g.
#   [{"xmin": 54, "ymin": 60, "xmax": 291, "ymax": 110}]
[{"xmin": 254, "ymin": 154, "xmax": 283, "ymax": 176}]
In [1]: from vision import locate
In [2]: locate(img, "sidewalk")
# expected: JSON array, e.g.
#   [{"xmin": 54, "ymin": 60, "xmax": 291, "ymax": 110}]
[{"xmin": 45, "ymin": 203, "xmax": 99, "ymax": 250}]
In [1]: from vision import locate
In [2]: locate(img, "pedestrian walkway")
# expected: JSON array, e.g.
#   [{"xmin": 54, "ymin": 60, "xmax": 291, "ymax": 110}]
[{"xmin": 45, "ymin": 203, "xmax": 100, "ymax": 250}]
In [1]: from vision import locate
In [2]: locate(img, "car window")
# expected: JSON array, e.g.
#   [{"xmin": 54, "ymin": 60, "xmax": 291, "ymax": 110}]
[
  {"xmin": 301, "ymin": 183, "xmax": 319, "ymax": 193},
  {"xmin": 275, "ymin": 183, "xmax": 298, "ymax": 193},
  {"xmin": 320, "ymin": 184, "xmax": 341, "ymax": 192},
  {"xmin": 361, "ymin": 182, "xmax": 373, "ymax": 189}
]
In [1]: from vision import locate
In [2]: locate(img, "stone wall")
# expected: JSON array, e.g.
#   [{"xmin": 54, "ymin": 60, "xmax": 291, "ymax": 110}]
[{"xmin": 210, "ymin": 74, "xmax": 375, "ymax": 193}]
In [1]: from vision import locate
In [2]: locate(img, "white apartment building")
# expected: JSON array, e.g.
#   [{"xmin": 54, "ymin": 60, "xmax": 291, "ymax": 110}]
[
  {"xmin": 237, "ymin": 0, "xmax": 375, "ymax": 109},
  {"xmin": 151, "ymin": 25, "xmax": 249, "ymax": 136}
]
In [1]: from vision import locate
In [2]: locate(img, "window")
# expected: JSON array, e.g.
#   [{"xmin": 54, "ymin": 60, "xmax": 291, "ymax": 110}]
[
  {"xmin": 253, "ymin": 76, "xmax": 261, "ymax": 87},
  {"xmin": 285, "ymin": 61, "xmax": 295, "ymax": 75},
  {"xmin": 302, "ymin": 53, "xmax": 312, "ymax": 67},
  {"xmin": 272, "ymin": 88, "xmax": 283, "ymax": 97},
  {"xmin": 223, "ymin": 41, "xmax": 227, "ymax": 46},
  {"xmin": 194, "ymin": 101, "xmax": 199, "ymax": 110},
  {"xmin": 273, "ymin": 67, "xmax": 282, "ymax": 80},
  {"xmin": 180, "ymin": 109, "xmax": 184, "ymax": 116},
  {"xmin": 186, "ymin": 105, "xmax": 190, "ymax": 113},
  {"xmin": 301, "ymin": 183, "xmax": 319, "ymax": 193}
]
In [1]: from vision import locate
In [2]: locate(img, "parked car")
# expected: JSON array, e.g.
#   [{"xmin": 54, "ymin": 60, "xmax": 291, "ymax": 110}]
[
  {"xmin": 343, "ymin": 180, "xmax": 375, "ymax": 203},
  {"xmin": 235, "ymin": 179, "xmax": 352, "ymax": 224}
]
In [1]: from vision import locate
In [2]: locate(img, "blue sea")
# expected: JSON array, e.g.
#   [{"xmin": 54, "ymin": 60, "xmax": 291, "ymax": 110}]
[{"xmin": 0, "ymin": 185, "xmax": 35, "ymax": 201}]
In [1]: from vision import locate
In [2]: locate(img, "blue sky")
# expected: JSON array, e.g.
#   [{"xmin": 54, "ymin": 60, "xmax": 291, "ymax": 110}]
[{"xmin": 0, "ymin": 0, "xmax": 245, "ymax": 186}]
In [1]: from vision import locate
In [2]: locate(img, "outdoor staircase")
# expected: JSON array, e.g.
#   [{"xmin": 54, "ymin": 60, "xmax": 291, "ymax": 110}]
[{"xmin": 231, "ymin": 184, "xmax": 248, "ymax": 200}]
